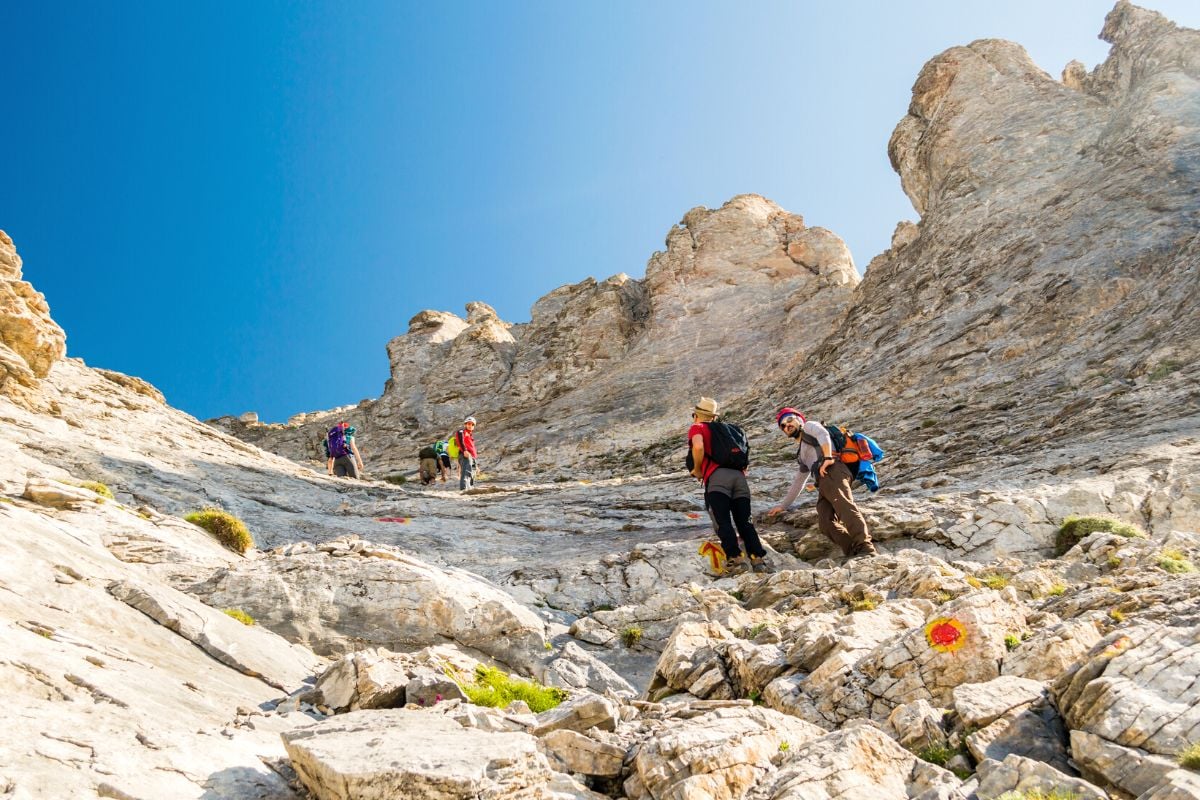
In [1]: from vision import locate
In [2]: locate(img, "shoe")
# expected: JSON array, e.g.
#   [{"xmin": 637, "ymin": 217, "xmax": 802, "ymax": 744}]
[
  {"xmin": 723, "ymin": 556, "xmax": 749, "ymax": 576},
  {"xmin": 749, "ymin": 556, "xmax": 772, "ymax": 574}
]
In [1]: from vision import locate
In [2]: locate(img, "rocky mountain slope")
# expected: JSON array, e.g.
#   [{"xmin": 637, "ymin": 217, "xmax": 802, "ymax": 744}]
[{"xmin": 2, "ymin": 2, "xmax": 1199, "ymax": 799}]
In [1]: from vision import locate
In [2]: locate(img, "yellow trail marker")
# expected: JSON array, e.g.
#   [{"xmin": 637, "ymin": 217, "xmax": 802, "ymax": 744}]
[{"xmin": 699, "ymin": 540, "xmax": 726, "ymax": 573}]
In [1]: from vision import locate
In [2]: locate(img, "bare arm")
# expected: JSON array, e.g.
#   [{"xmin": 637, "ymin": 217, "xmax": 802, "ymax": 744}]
[
  {"xmin": 350, "ymin": 439, "xmax": 364, "ymax": 468},
  {"xmin": 690, "ymin": 434, "xmax": 706, "ymax": 480},
  {"xmin": 768, "ymin": 470, "xmax": 808, "ymax": 515}
]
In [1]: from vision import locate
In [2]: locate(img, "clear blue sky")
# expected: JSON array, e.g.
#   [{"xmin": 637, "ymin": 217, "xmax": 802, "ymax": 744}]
[{"xmin": 4, "ymin": 2, "xmax": 1197, "ymax": 422}]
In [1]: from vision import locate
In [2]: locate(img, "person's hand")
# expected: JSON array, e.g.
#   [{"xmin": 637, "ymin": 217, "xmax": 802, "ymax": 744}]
[
  {"xmin": 819, "ymin": 459, "xmax": 831, "ymax": 478},
  {"xmin": 766, "ymin": 505, "xmax": 785, "ymax": 518}
]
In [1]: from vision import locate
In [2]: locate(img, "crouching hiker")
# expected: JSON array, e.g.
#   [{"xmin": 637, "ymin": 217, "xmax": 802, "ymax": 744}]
[
  {"xmin": 688, "ymin": 397, "xmax": 769, "ymax": 575},
  {"xmin": 767, "ymin": 407, "xmax": 877, "ymax": 560},
  {"xmin": 418, "ymin": 444, "xmax": 439, "ymax": 485}
]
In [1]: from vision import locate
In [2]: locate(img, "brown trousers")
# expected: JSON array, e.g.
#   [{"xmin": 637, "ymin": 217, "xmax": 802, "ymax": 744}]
[{"xmin": 815, "ymin": 461, "xmax": 875, "ymax": 557}]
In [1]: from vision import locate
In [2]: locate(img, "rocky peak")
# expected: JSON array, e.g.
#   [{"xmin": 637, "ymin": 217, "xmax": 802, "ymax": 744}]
[{"xmin": 0, "ymin": 231, "xmax": 67, "ymax": 408}]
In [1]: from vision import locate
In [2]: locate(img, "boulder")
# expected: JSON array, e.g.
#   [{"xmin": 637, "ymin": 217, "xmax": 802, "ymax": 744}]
[
  {"xmin": 541, "ymin": 729, "xmax": 627, "ymax": 778},
  {"xmin": 973, "ymin": 754, "xmax": 1108, "ymax": 800}
]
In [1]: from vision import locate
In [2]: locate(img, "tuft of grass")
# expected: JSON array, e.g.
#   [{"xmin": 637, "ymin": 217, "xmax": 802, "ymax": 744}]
[
  {"xmin": 850, "ymin": 598, "xmax": 877, "ymax": 612},
  {"xmin": 1158, "ymin": 549, "xmax": 1196, "ymax": 575},
  {"xmin": 621, "ymin": 625, "xmax": 644, "ymax": 648},
  {"xmin": 0, "ymin": 496, "xmax": 13, "ymax": 504},
  {"xmin": 1148, "ymin": 360, "xmax": 1182, "ymax": 382},
  {"xmin": 1056, "ymin": 516, "xmax": 1145, "ymax": 556},
  {"xmin": 920, "ymin": 418, "xmax": 939, "ymax": 429},
  {"xmin": 742, "ymin": 622, "xmax": 768, "ymax": 639},
  {"xmin": 1107, "ymin": 554, "xmax": 1122, "ymax": 569},
  {"xmin": 78, "ymin": 481, "xmax": 114, "ymax": 500},
  {"xmin": 592, "ymin": 604, "xmax": 615, "ymax": 613},
  {"xmin": 778, "ymin": 740, "xmax": 790, "ymax": 752},
  {"xmin": 747, "ymin": 689, "xmax": 763, "ymax": 705},
  {"xmin": 1178, "ymin": 741, "xmax": 1200, "ymax": 770},
  {"xmin": 980, "ymin": 574, "xmax": 1009, "ymax": 590},
  {"xmin": 382, "ymin": 474, "xmax": 408, "ymax": 485},
  {"xmin": 966, "ymin": 576, "xmax": 983, "ymax": 589},
  {"xmin": 1047, "ymin": 583, "xmax": 1067, "ymax": 596},
  {"xmin": 1109, "ymin": 608, "xmax": 1125, "ymax": 623},
  {"xmin": 934, "ymin": 591, "xmax": 953, "ymax": 604},
  {"xmin": 730, "ymin": 590, "xmax": 745, "ymax": 602},
  {"xmin": 184, "ymin": 508, "xmax": 254, "ymax": 554},
  {"xmin": 458, "ymin": 665, "xmax": 566, "ymax": 713},
  {"xmin": 1005, "ymin": 634, "xmax": 1021, "ymax": 651},
  {"xmin": 917, "ymin": 744, "xmax": 956, "ymax": 767},
  {"xmin": 994, "ymin": 790, "xmax": 1082, "ymax": 800},
  {"xmin": 223, "ymin": 608, "xmax": 255, "ymax": 626}
]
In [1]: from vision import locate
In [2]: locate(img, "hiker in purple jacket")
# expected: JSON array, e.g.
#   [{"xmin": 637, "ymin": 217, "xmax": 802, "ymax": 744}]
[{"xmin": 326, "ymin": 421, "xmax": 365, "ymax": 479}]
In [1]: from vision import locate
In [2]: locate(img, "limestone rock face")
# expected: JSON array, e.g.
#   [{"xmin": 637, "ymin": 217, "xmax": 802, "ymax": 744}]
[
  {"xmin": 0, "ymin": 231, "xmax": 66, "ymax": 406},
  {"xmin": 189, "ymin": 536, "xmax": 549, "ymax": 672},
  {"xmin": 759, "ymin": 0, "xmax": 1200, "ymax": 487},
  {"xmin": 280, "ymin": 709, "xmax": 602, "ymax": 800}
]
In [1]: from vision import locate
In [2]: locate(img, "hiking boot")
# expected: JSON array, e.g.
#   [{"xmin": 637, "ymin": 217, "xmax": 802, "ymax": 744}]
[
  {"xmin": 723, "ymin": 556, "xmax": 749, "ymax": 576},
  {"xmin": 749, "ymin": 556, "xmax": 773, "ymax": 574}
]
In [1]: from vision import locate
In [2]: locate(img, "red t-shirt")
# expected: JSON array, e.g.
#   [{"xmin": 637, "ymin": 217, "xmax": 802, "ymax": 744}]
[
  {"xmin": 457, "ymin": 429, "xmax": 477, "ymax": 458},
  {"xmin": 687, "ymin": 423, "xmax": 720, "ymax": 482}
]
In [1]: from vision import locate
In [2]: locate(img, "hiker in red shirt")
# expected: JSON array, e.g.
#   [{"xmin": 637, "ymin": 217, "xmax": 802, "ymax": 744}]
[
  {"xmin": 455, "ymin": 416, "xmax": 478, "ymax": 491},
  {"xmin": 688, "ymin": 397, "xmax": 768, "ymax": 575}
]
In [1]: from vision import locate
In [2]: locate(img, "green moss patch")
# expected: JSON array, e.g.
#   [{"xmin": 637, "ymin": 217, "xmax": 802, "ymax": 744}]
[{"xmin": 1056, "ymin": 516, "xmax": 1144, "ymax": 556}]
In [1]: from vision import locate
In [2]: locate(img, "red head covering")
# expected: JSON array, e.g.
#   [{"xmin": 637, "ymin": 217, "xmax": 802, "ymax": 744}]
[{"xmin": 775, "ymin": 407, "xmax": 806, "ymax": 427}]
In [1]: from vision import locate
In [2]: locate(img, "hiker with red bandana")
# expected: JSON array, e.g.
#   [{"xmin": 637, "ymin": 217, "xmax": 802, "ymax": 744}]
[
  {"xmin": 326, "ymin": 421, "xmax": 365, "ymax": 479},
  {"xmin": 767, "ymin": 407, "xmax": 877, "ymax": 560}
]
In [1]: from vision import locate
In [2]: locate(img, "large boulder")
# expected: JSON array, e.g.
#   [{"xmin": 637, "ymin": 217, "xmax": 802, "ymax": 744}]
[{"xmin": 0, "ymin": 231, "xmax": 66, "ymax": 405}]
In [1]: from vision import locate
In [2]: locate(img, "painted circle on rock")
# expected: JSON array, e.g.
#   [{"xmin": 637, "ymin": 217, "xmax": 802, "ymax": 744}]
[{"xmin": 925, "ymin": 617, "xmax": 967, "ymax": 652}]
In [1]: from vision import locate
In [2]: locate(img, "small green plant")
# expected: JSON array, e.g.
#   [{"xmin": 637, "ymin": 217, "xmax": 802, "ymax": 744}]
[
  {"xmin": 1005, "ymin": 634, "xmax": 1021, "ymax": 651},
  {"xmin": 621, "ymin": 625, "xmax": 644, "ymax": 648},
  {"xmin": 1109, "ymin": 608, "xmax": 1125, "ymax": 623},
  {"xmin": 729, "ymin": 590, "xmax": 745, "ymax": 602},
  {"xmin": 458, "ymin": 665, "xmax": 566, "ymax": 713},
  {"xmin": 184, "ymin": 508, "xmax": 254, "ymax": 554},
  {"xmin": 1056, "ymin": 516, "xmax": 1145, "ymax": 556},
  {"xmin": 382, "ymin": 474, "xmax": 408, "ymax": 485},
  {"xmin": 543, "ymin": 641, "xmax": 554, "ymax": 651},
  {"xmin": 592, "ymin": 604, "xmax": 615, "ymax": 612},
  {"xmin": 1047, "ymin": 583, "xmax": 1067, "ymax": 596},
  {"xmin": 934, "ymin": 591, "xmax": 953, "ymax": 604},
  {"xmin": 1107, "ymin": 554, "xmax": 1122, "ymax": 569},
  {"xmin": 1178, "ymin": 741, "xmax": 1200, "ymax": 770},
  {"xmin": 965, "ymin": 576, "xmax": 983, "ymax": 589},
  {"xmin": 994, "ymin": 790, "xmax": 1082, "ymax": 800},
  {"xmin": 78, "ymin": 481, "xmax": 114, "ymax": 499},
  {"xmin": 778, "ymin": 740, "xmax": 790, "ymax": 752},
  {"xmin": 1158, "ymin": 549, "xmax": 1196, "ymax": 575},
  {"xmin": 920, "ymin": 418, "xmax": 938, "ymax": 429},
  {"xmin": 742, "ymin": 622, "xmax": 768, "ymax": 639},
  {"xmin": 980, "ymin": 574, "xmax": 1009, "ymax": 590},
  {"xmin": 1148, "ymin": 360, "xmax": 1181, "ymax": 381},
  {"xmin": 223, "ymin": 608, "xmax": 255, "ymax": 626},
  {"xmin": 850, "ymin": 598, "xmax": 877, "ymax": 612},
  {"xmin": 917, "ymin": 744, "xmax": 956, "ymax": 767},
  {"xmin": 747, "ymin": 689, "xmax": 763, "ymax": 705},
  {"xmin": 0, "ymin": 496, "xmax": 13, "ymax": 504}
]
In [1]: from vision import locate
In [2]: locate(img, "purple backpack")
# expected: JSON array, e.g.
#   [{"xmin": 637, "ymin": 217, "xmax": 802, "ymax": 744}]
[{"xmin": 327, "ymin": 426, "xmax": 351, "ymax": 458}]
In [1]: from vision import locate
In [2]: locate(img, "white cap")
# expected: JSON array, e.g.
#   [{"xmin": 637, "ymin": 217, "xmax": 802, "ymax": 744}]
[{"xmin": 464, "ymin": 416, "xmax": 477, "ymax": 425}]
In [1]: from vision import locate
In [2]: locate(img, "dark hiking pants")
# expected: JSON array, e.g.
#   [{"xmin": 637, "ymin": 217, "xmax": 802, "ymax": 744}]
[
  {"xmin": 815, "ymin": 460, "xmax": 874, "ymax": 556},
  {"xmin": 705, "ymin": 468, "xmax": 766, "ymax": 560}
]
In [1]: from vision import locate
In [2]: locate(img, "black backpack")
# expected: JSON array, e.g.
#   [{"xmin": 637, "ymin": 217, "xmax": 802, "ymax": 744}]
[
  {"xmin": 686, "ymin": 421, "xmax": 750, "ymax": 472},
  {"xmin": 418, "ymin": 445, "xmax": 438, "ymax": 460}
]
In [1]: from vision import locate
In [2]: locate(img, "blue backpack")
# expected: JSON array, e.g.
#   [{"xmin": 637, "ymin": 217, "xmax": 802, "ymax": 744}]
[{"xmin": 326, "ymin": 426, "xmax": 351, "ymax": 458}]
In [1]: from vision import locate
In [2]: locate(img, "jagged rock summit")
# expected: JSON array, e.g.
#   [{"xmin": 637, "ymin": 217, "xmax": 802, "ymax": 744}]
[{"xmin": 215, "ymin": 193, "xmax": 860, "ymax": 473}]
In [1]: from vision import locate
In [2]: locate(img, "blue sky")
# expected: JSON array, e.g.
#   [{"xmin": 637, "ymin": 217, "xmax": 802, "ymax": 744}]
[{"xmin": 4, "ymin": 1, "xmax": 1198, "ymax": 422}]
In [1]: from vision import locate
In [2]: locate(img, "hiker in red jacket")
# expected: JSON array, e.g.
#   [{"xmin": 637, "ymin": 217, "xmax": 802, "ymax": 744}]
[{"xmin": 455, "ymin": 416, "xmax": 478, "ymax": 491}]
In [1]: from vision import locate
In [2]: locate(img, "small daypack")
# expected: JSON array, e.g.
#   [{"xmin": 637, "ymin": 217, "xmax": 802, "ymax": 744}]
[
  {"xmin": 685, "ymin": 421, "xmax": 750, "ymax": 473},
  {"xmin": 327, "ymin": 426, "xmax": 351, "ymax": 459},
  {"xmin": 446, "ymin": 433, "xmax": 461, "ymax": 459}
]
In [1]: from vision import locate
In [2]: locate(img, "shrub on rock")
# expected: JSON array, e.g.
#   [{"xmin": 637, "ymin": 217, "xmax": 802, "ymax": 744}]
[
  {"xmin": 78, "ymin": 481, "xmax": 114, "ymax": 499},
  {"xmin": 222, "ymin": 608, "xmax": 254, "ymax": 625},
  {"xmin": 458, "ymin": 665, "xmax": 566, "ymax": 713},
  {"xmin": 1055, "ymin": 516, "xmax": 1144, "ymax": 556},
  {"xmin": 185, "ymin": 508, "xmax": 253, "ymax": 554}
]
